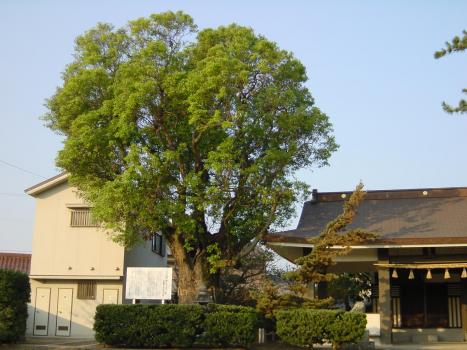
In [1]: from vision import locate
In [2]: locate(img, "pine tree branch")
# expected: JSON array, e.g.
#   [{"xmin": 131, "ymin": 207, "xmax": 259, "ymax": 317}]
[{"xmin": 289, "ymin": 182, "xmax": 376, "ymax": 288}]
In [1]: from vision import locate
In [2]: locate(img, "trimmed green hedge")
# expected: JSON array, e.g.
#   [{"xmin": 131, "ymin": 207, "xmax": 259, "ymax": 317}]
[
  {"xmin": 201, "ymin": 304, "xmax": 260, "ymax": 346},
  {"xmin": 327, "ymin": 311, "xmax": 367, "ymax": 346},
  {"xmin": 94, "ymin": 304, "xmax": 260, "ymax": 348},
  {"xmin": 276, "ymin": 309, "xmax": 366, "ymax": 348},
  {"xmin": 0, "ymin": 269, "xmax": 30, "ymax": 343},
  {"xmin": 94, "ymin": 304, "xmax": 204, "ymax": 347}
]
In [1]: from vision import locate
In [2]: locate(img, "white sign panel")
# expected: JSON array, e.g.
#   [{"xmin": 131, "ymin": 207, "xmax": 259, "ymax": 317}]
[{"xmin": 126, "ymin": 267, "xmax": 172, "ymax": 300}]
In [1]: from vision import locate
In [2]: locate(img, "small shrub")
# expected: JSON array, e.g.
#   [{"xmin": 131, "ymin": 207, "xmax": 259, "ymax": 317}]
[
  {"xmin": 0, "ymin": 269, "xmax": 30, "ymax": 343},
  {"xmin": 276, "ymin": 309, "xmax": 366, "ymax": 349},
  {"xmin": 276, "ymin": 309, "xmax": 337, "ymax": 347},
  {"xmin": 327, "ymin": 311, "xmax": 367, "ymax": 349},
  {"xmin": 200, "ymin": 305, "xmax": 260, "ymax": 346}
]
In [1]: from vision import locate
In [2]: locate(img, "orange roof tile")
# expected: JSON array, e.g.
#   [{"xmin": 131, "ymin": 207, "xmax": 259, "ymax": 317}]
[{"xmin": 0, "ymin": 252, "xmax": 31, "ymax": 274}]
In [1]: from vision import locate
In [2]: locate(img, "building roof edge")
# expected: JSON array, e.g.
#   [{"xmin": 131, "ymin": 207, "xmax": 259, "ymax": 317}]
[{"xmin": 25, "ymin": 172, "xmax": 69, "ymax": 196}]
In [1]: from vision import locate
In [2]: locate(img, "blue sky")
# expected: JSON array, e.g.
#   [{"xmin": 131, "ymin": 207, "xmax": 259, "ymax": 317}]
[{"xmin": 0, "ymin": 0, "xmax": 466, "ymax": 252}]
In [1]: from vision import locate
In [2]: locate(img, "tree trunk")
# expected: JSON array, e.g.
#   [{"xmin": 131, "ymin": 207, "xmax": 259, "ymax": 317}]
[
  {"xmin": 177, "ymin": 257, "xmax": 208, "ymax": 304},
  {"xmin": 169, "ymin": 236, "xmax": 209, "ymax": 304}
]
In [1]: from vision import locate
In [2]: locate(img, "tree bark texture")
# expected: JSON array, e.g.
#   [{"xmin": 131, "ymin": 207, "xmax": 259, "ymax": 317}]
[{"xmin": 170, "ymin": 236, "xmax": 209, "ymax": 304}]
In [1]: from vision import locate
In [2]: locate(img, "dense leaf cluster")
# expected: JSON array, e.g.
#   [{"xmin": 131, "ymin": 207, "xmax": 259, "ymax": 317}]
[
  {"xmin": 276, "ymin": 309, "xmax": 366, "ymax": 349},
  {"xmin": 0, "ymin": 270, "xmax": 30, "ymax": 343},
  {"xmin": 94, "ymin": 303, "xmax": 260, "ymax": 348}
]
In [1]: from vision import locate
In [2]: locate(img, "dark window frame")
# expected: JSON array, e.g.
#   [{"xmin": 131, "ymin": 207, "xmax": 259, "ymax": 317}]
[{"xmin": 151, "ymin": 234, "xmax": 166, "ymax": 257}]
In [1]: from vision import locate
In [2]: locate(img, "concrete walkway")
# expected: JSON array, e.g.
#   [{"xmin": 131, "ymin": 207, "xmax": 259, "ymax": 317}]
[
  {"xmin": 371, "ymin": 337, "xmax": 467, "ymax": 349},
  {"xmin": 268, "ymin": 343, "xmax": 467, "ymax": 349},
  {"xmin": 7, "ymin": 337, "xmax": 243, "ymax": 349},
  {"xmin": 376, "ymin": 343, "xmax": 467, "ymax": 350},
  {"xmin": 5, "ymin": 337, "xmax": 99, "ymax": 349},
  {"xmin": 6, "ymin": 338, "xmax": 467, "ymax": 350}
]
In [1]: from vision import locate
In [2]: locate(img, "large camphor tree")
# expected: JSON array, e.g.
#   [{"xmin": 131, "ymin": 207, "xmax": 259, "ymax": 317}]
[{"xmin": 44, "ymin": 12, "xmax": 337, "ymax": 303}]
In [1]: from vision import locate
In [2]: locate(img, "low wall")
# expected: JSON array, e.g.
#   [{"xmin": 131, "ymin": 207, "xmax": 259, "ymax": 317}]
[{"xmin": 392, "ymin": 328, "xmax": 464, "ymax": 343}]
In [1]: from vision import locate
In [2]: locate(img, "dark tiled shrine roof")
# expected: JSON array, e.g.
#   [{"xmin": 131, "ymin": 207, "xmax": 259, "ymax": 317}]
[
  {"xmin": 0, "ymin": 252, "xmax": 31, "ymax": 274},
  {"xmin": 266, "ymin": 187, "xmax": 467, "ymax": 245}
]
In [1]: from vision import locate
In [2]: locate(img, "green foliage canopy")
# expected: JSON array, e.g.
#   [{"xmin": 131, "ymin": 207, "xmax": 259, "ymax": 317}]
[{"xmin": 44, "ymin": 11, "xmax": 337, "ymax": 299}]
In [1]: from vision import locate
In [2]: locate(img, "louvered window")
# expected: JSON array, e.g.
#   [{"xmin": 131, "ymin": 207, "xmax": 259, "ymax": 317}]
[
  {"xmin": 448, "ymin": 284, "xmax": 462, "ymax": 328},
  {"xmin": 70, "ymin": 208, "xmax": 98, "ymax": 227},
  {"xmin": 77, "ymin": 281, "xmax": 96, "ymax": 300}
]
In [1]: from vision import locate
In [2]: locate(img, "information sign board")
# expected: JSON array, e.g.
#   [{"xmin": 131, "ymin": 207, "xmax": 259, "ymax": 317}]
[{"xmin": 125, "ymin": 267, "xmax": 172, "ymax": 300}]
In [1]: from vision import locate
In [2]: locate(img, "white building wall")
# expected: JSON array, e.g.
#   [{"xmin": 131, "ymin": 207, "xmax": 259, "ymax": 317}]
[
  {"xmin": 30, "ymin": 182, "xmax": 124, "ymax": 279},
  {"xmin": 27, "ymin": 178, "xmax": 168, "ymax": 337},
  {"xmin": 27, "ymin": 279, "xmax": 123, "ymax": 338}
]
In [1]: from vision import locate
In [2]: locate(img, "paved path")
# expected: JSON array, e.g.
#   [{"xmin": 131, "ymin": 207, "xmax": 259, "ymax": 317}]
[
  {"xmin": 254, "ymin": 343, "xmax": 467, "ymax": 349},
  {"xmin": 5, "ymin": 337, "xmax": 99, "ymax": 349},
  {"xmin": 8, "ymin": 337, "xmax": 243, "ymax": 349},
  {"xmin": 376, "ymin": 344, "xmax": 467, "ymax": 350},
  {"xmin": 7, "ymin": 338, "xmax": 467, "ymax": 350}
]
